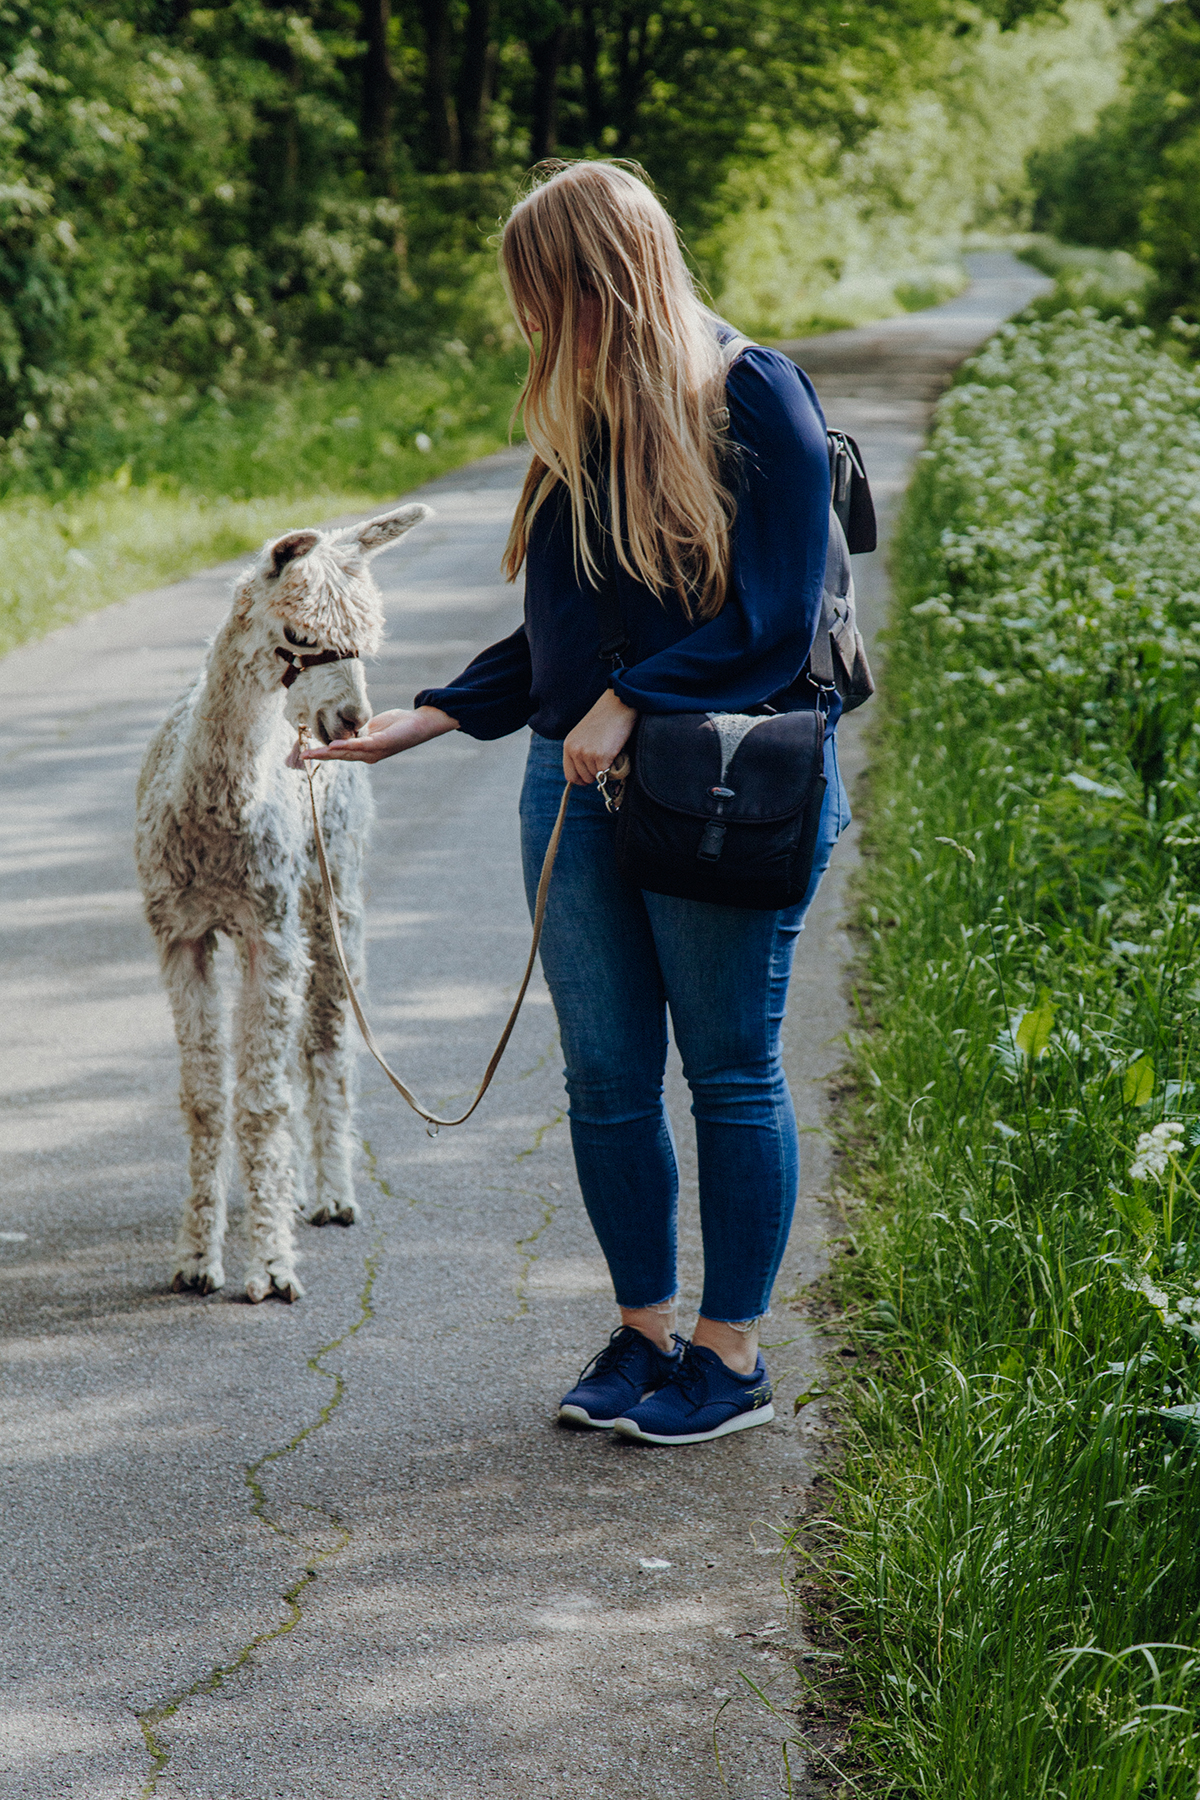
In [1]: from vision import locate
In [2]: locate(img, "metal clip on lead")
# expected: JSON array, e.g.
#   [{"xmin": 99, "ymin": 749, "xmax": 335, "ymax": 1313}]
[{"xmin": 595, "ymin": 752, "xmax": 630, "ymax": 815}]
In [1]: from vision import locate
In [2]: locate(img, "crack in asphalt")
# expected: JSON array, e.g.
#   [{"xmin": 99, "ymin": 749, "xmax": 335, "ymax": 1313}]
[
  {"xmin": 133, "ymin": 1039, "xmax": 564, "ymax": 1784},
  {"xmin": 361, "ymin": 1132, "xmax": 419, "ymax": 1207},
  {"xmin": 510, "ymin": 1190, "xmax": 562, "ymax": 1320},
  {"xmin": 503, "ymin": 1079, "xmax": 568, "ymax": 1322},
  {"xmin": 135, "ymin": 1215, "xmax": 383, "ymax": 1794}
]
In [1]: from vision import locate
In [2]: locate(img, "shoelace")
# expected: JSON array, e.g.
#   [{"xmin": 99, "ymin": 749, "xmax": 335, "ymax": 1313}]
[
  {"xmin": 672, "ymin": 1341, "xmax": 762, "ymax": 1403},
  {"xmin": 576, "ymin": 1326, "xmax": 683, "ymax": 1384},
  {"xmin": 671, "ymin": 1342, "xmax": 713, "ymax": 1402}
]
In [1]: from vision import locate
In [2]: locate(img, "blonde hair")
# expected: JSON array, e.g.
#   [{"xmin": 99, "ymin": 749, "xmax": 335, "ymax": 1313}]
[{"xmin": 500, "ymin": 160, "xmax": 735, "ymax": 621}]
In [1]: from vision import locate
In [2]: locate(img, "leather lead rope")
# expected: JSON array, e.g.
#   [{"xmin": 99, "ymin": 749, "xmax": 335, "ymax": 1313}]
[{"xmin": 300, "ymin": 731, "xmax": 571, "ymax": 1131}]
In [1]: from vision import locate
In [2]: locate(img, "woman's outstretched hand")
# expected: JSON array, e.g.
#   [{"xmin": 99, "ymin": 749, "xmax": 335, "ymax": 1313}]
[
  {"xmin": 563, "ymin": 688, "xmax": 637, "ymax": 787},
  {"xmin": 296, "ymin": 705, "xmax": 458, "ymax": 766}
]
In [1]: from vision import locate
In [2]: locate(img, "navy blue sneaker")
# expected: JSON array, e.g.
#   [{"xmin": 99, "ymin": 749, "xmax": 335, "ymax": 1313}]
[
  {"xmin": 558, "ymin": 1326, "xmax": 684, "ymax": 1429},
  {"xmin": 612, "ymin": 1343, "xmax": 774, "ymax": 1444}
]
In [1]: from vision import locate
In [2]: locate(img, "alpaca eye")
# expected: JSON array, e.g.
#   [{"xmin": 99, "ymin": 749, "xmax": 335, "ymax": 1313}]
[{"xmin": 283, "ymin": 626, "xmax": 319, "ymax": 649}]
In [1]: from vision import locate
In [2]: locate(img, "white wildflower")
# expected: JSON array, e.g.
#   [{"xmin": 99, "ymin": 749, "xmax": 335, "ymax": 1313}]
[
  {"xmin": 1130, "ymin": 1121, "xmax": 1186, "ymax": 1183},
  {"xmin": 1129, "ymin": 1274, "xmax": 1171, "ymax": 1312}
]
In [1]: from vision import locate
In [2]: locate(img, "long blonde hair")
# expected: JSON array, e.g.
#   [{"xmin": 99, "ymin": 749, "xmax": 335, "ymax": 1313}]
[{"xmin": 501, "ymin": 160, "xmax": 735, "ymax": 621}]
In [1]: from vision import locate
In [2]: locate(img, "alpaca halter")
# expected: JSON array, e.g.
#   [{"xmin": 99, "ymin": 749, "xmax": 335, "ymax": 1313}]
[{"xmin": 275, "ymin": 644, "xmax": 360, "ymax": 688}]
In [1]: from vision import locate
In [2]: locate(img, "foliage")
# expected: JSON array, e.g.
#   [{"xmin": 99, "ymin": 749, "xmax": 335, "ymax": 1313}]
[
  {"xmin": 1019, "ymin": 235, "xmax": 1153, "ymax": 321},
  {"xmin": 0, "ymin": 341, "xmax": 526, "ymax": 654},
  {"xmin": 702, "ymin": 0, "xmax": 1124, "ymax": 338},
  {"xmin": 795, "ymin": 309, "xmax": 1200, "ymax": 1792},
  {"xmin": 0, "ymin": 6, "xmax": 519, "ymax": 463},
  {"xmin": 1031, "ymin": 0, "xmax": 1200, "ymax": 324},
  {"xmin": 403, "ymin": 0, "xmax": 1069, "ymax": 219},
  {"xmin": 0, "ymin": 1, "xmax": 1101, "ymax": 495},
  {"xmin": 0, "ymin": 1, "xmax": 1130, "ymax": 655}
]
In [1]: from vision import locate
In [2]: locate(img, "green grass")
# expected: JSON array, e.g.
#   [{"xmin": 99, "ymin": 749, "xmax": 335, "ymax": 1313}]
[
  {"xmin": 0, "ymin": 345, "xmax": 527, "ymax": 658},
  {"xmin": 789, "ymin": 311, "xmax": 1200, "ymax": 1794}
]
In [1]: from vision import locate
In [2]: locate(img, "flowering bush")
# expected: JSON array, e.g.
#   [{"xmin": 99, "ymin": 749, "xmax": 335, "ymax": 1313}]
[
  {"xmin": 910, "ymin": 310, "xmax": 1200, "ymax": 806},
  {"xmin": 805, "ymin": 307, "xmax": 1200, "ymax": 1797}
]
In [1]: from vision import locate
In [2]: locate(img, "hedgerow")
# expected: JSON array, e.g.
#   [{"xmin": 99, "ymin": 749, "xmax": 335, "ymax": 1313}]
[
  {"xmin": 800, "ymin": 311, "xmax": 1200, "ymax": 1795},
  {"xmin": 0, "ymin": 342, "xmax": 527, "ymax": 657}
]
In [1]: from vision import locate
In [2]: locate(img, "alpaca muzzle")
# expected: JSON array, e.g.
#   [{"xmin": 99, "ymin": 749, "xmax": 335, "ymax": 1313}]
[{"xmin": 275, "ymin": 645, "xmax": 360, "ymax": 688}]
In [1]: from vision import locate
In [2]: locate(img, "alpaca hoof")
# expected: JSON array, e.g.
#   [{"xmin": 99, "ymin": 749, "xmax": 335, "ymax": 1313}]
[
  {"xmin": 245, "ymin": 1264, "xmax": 304, "ymax": 1303},
  {"xmin": 172, "ymin": 1257, "xmax": 225, "ymax": 1294},
  {"xmin": 308, "ymin": 1200, "xmax": 360, "ymax": 1228},
  {"xmin": 269, "ymin": 1265, "xmax": 304, "ymax": 1303}
]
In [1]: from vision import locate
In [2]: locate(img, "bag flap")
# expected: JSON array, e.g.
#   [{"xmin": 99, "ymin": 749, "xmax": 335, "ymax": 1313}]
[{"xmin": 633, "ymin": 710, "xmax": 824, "ymax": 823}]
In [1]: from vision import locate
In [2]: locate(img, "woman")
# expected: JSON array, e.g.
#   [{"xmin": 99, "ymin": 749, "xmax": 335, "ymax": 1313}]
[{"xmin": 305, "ymin": 159, "xmax": 848, "ymax": 1446}]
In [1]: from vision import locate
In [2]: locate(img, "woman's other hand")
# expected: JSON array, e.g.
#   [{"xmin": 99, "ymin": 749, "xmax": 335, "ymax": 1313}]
[
  {"xmin": 563, "ymin": 688, "xmax": 637, "ymax": 786},
  {"xmin": 298, "ymin": 705, "xmax": 458, "ymax": 766}
]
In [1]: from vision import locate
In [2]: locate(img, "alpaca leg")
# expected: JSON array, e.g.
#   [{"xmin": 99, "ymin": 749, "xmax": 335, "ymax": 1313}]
[
  {"xmin": 234, "ymin": 932, "xmax": 305, "ymax": 1302},
  {"xmin": 164, "ymin": 934, "xmax": 231, "ymax": 1294},
  {"xmin": 301, "ymin": 873, "xmax": 362, "ymax": 1227}
]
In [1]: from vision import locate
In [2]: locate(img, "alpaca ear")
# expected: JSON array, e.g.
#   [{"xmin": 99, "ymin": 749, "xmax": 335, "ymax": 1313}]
[
  {"xmin": 269, "ymin": 530, "xmax": 320, "ymax": 578},
  {"xmin": 355, "ymin": 503, "xmax": 434, "ymax": 557}
]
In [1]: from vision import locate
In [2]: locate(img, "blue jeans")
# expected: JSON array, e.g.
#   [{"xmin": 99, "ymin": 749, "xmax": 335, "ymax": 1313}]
[{"xmin": 519, "ymin": 729, "xmax": 849, "ymax": 1323}]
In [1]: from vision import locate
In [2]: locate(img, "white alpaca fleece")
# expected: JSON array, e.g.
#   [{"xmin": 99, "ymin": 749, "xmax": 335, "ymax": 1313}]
[
  {"xmin": 135, "ymin": 502, "xmax": 432, "ymax": 1303},
  {"xmin": 244, "ymin": 501, "xmax": 430, "ymax": 655}
]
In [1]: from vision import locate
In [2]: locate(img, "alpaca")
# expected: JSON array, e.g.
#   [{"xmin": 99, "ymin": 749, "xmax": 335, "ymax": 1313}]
[{"xmin": 135, "ymin": 503, "xmax": 432, "ymax": 1302}]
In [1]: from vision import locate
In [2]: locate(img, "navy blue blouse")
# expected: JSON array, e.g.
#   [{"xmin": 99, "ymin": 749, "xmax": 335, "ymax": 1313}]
[{"xmin": 414, "ymin": 334, "xmax": 834, "ymax": 741}]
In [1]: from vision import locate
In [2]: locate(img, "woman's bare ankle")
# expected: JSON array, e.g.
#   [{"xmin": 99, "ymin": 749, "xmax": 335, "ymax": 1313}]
[
  {"xmin": 619, "ymin": 1302, "xmax": 676, "ymax": 1353},
  {"xmin": 693, "ymin": 1316, "xmax": 759, "ymax": 1375}
]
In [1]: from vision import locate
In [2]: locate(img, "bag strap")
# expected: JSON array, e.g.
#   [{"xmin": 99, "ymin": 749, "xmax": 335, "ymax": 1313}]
[
  {"xmin": 590, "ymin": 542, "xmax": 629, "ymax": 673},
  {"xmin": 807, "ymin": 583, "xmax": 838, "ymax": 689},
  {"xmin": 721, "ymin": 332, "xmax": 757, "ymax": 368}
]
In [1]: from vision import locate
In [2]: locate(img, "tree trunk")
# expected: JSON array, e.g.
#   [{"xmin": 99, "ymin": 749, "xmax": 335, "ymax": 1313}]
[
  {"xmin": 456, "ymin": 0, "xmax": 494, "ymax": 173},
  {"xmin": 418, "ymin": 0, "xmax": 458, "ymax": 171},
  {"xmin": 530, "ymin": 23, "xmax": 567, "ymax": 162},
  {"xmin": 360, "ymin": 0, "xmax": 394, "ymax": 191},
  {"xmin": 578, "ymin": 3, "xmax": 605, "ymax": 147},
  {"xmin": 613, "ymin": 2, "xmax": 651, "ymax": 154}
]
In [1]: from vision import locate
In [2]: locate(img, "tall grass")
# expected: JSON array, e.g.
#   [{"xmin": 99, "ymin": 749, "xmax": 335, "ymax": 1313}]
[
  {"xmin": 795, "ymin": 310, "xmax": 1200, "ymax": 1794},
  {"xmin": 0, "ymin": 345, "xmax": 526, "ymax": 657}
]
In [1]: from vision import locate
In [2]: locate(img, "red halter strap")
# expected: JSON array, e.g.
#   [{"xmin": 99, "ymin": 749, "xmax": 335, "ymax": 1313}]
[{"xmin": 275, "ymin": 645, "xmax": 359, "ymax": 689}]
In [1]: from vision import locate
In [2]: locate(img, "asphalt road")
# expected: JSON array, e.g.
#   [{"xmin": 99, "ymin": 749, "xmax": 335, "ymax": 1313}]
[{"xmin": 0, "ymin": 251, "xmax": 1049, "ymax": 1799}]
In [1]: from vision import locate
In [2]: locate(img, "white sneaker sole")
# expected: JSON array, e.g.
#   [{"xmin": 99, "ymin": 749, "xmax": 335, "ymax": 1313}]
[
  {"xmin": 612, "ymin": 1402, "xmax": 775, "ymax": 1445},
  {"xmin": 558, "ymin": 1404, "xmax": 617, "ymax": 1429}
]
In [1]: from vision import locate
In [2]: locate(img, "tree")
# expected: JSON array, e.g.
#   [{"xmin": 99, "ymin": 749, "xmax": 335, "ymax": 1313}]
[
  {"xmin": 1031, "ymin": 0, "xmax": 1200, "ymax": 321},
  {"xmin": 418, "ymin": 0, "xmax": 457, "ymax": 169},
  {"xmin": 457, "ymin": 0, "xmax": 495, "ymax": 170},
  {"xmin": 360, "ymin": 0, "xmax": 395, "ymax": 189}
]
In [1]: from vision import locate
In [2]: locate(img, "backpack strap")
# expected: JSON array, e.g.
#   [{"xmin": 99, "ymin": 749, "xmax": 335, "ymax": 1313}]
[
  {"xmin": 721, "ymin": 333, "xmax": 757, "ymax": 366},
  {"xmin": 807, "ymin": 589, "xmax": 838, "ymax": 690},
  {"xmin": 591, "ymin": 551, "xmax": 629, "ymax": 673}
]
